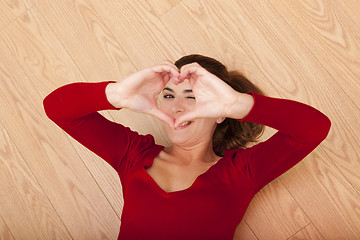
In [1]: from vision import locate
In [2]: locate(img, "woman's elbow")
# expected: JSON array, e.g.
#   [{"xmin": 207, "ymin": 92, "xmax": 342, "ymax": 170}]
[
  {"xmin": 311, "ymin": 114, "xmax": 331, "ymax": 145},
  {"xmin": 43, "ymin": 94, "xmax": 55, "ymax": 120}
]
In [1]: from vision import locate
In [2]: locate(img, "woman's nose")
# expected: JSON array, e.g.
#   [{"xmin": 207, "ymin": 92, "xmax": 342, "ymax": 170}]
[{"xmin": 172, "ymin": 98, "xmax": 186, "ymax": 113}]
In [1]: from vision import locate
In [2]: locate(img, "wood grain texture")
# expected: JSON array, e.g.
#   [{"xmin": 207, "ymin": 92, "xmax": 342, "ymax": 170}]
[
  {"xmin": 0, "ymin": 127, "xmax": 70, "ymax": 239},
  {"xmin": 243, "ymin": 179, "xmax": 310, "ymax": 239},
  {"xmin": 233, "ymin": 220, "xmax": 258, "ymax": 240},
  {"xmin": 0, "ymin": 215, "xmax": 14, "ymax": 240},
  {"xmin": 0, "ymin": 13, "xmax": 119, "ymax": 239},
  {"xmin": 334, "ymin": 0, "xmax": 360, "ymax": 25},
  {"xmin": 146, "ymin": 0, "xmax": 181, "ymax": 16},
  {"xmin": 87, "ymin": 0, "xmax": 183, "ymax": 68},
  {"xmin": 0, "ymin": 0, "xmax": 33, "ymax": 29},
  {"xmin": 282, "ymin": 148, "xmax": 360, "ymax": 239},
  {"xmin": 272, "ymin": 0, "xmax": 360, "ymax": 114},
  {"xmin": 289, "ymin": 224, "xmax": 324, "ymax": 240},
  {"xmin": 0, "ymin": 0, "xmax": 359, "ymax": 239},
  {"xmin": 1, "ymin": 5, "xmax": 125, "ymax": 223},
  {"xmin": 264, "ymin": 0, "xmax": 360, "ymax": 115},
  {"xmin": 36, "ymin": 0, "xmax": 135, "ymax": 83},
  {"xmin": 265, "ymin": 0, "xmax": 360, "ymax": 195}
]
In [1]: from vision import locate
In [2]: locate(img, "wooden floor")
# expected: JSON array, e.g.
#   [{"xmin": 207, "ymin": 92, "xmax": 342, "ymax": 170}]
[{"xmin": 0, "ymin": 0, "xmax": 359, "ymax": 239}]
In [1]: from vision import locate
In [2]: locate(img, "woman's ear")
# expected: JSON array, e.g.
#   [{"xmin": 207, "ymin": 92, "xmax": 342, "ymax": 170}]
[{"xmin": 216, "ymin": 117, "xmax": 226, "ymax": 124}]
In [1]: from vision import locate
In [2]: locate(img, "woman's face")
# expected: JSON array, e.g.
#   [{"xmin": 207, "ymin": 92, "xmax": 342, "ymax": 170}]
[{"xmin": 159, "ymin": 79, "xmax": 218, "ymax": 147}]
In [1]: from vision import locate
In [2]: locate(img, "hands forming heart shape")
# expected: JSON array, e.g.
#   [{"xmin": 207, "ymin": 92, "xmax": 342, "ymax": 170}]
[{"xmin": 106, "ymin": 61, "xmax": 243, "ymax": 129}]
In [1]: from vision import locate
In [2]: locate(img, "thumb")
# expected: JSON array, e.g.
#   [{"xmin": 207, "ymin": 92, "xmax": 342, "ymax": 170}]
[
  {"xmin": 174, "ymin": 112, "xmax": 199, "ymax": 128},
  {"xmin": 149, "ymin": 108, "xmax": 175, "ymax": 128}
]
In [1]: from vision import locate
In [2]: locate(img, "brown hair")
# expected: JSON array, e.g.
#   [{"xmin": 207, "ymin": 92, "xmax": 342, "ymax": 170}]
[{"xmin": 174, "ymin": 54, "xmax": 265, "ymax": 156}]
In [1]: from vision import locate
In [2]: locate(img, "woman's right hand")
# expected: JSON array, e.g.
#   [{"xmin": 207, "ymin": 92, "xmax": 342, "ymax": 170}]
[{"xmin": 105, "ymin": 61, "xmax": 180, "ymax": 128}]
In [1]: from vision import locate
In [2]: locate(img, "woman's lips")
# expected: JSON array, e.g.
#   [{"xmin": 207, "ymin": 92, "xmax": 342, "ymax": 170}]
[{"xmin": 175, "ymin": 121, "xmax": 193, "ymax": 130}]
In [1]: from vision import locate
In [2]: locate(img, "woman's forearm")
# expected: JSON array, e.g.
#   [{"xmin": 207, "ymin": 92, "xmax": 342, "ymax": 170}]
[
  {"xmin": 239, "ymin": 92, "xmax": 331, "ymax": 145},
  {"xmin": 225, "ymin": 92, "xmax": 255, "ymax": 120},
  {"xmin": 105, "ymin": 82, "xmax": 123, "ymax": 109},
  {"xmin": 44, "ymin": 81, "xmax": 116, "ymax": 123}
]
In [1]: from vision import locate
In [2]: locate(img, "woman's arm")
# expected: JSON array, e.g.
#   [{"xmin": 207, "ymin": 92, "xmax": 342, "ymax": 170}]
[
  {"xmin": 174, "ymin": 62, "xmax": 330, "ymax": 191},
  {"xmin": 236, "ymin": 92, "xmax": 331, "ymax": 192},
  {"xmin": 43, "ymin": 62, "xmax": 180, "ymax": 175},
  {"xmin": 43, "ymin": 81, "xmax": 153, "ymax": 172}
]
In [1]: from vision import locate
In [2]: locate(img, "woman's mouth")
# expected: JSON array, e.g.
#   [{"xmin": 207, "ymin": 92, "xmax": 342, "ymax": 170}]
[{"xmin": 175, "ymin": 121, "xmax": 193, "ymax": 130}]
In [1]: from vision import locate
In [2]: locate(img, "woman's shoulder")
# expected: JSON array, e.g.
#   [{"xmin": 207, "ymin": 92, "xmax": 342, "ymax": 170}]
[{"xmin": 223, "ymin": 147, "xmax": 247, "ymax": 159}]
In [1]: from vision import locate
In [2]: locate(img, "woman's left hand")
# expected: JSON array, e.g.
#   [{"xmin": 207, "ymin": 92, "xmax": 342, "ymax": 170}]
[{"xmin": 174, "ymin": 63, "xmax": 254, "ymax": 127}]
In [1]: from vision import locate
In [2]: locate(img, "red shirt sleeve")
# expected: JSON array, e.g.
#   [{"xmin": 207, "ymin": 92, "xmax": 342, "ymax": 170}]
[
  {"xmin": 235, "ymin": 92, "xmax": 331, "ymax": 192},
  {"xmin": 43, "ymin": 81, "xmax": 158, "ymax": 177}
]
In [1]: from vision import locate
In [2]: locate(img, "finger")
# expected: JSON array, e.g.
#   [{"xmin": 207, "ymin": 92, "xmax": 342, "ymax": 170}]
[
  {"xmin": 153, "ymin": 62, "xmax": 180, "ymax": 76},
  {"xmin": 179, "ymin": 63, "xmax": 207, "ymax": 83},
  {"xmin": 161, "ymin": 72, "xmax": 171, "ymax": 83},
  {"xmin": 149, "ymin": 108, "xmax": 175, "ymax": 128},
  {"xmin": 160, "ymin": 60, "xmax": 180, "ymax": 72},
  {"xmin": 152, "ymin": 64, "xmax": 180, "ymax": 83},
  {"xmin": 161, "ymin": 61, "xmax": 181, "ymax": 84}
]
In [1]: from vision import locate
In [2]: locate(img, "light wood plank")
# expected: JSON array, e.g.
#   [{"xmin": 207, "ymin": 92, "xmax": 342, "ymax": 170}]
[
  {"xmin": 273, "ymin": 0, "xmax": 360, "ymax": 109},
  {"xmin": 289, "ymin": 224, "xmax": 324, "ymax": 240},
  {"xmin": 0, "ymin": 215, "xmax": 14, "ymax": 240},
  {"xmin": 32, "ymin": 0, "xmax": 134, "ymax": 218},
  {"xmin": 36, "ymin": 0, "xmax": 135, "ymax": 83},
  {"xmin": 233, "ymin": 220, "xmax": 258, "ymax": 240},
  {"xmin": 0, "ymin": 3, "xmax": 17, "ymax": 29},
  {"xmin": 282, "ymin": 148, "xmax": 360, "ymax": 239},
  {"xmin": 4, "ymin": 0, "xmax": 33, "ymax": 17},
  {"xmin": 146, "ymin": 0, "xmax": 181, "ymax": 16},
  {"xmin": 334, "ymin": 0, "xmax": 360, "ymax": 24},
  {"xmin": 0, "ymin": 17, "xmax": 120, "ymax": 239},
  {"xmin": 1, "ymin": 4, "xmax": 126, "ymax": 220},
  {"xmin": 88, "ymin": 0, "xmax": 183, "ymax": 68},
  {"xmin": 265, "ymin": 0, "xmax": 360, "ymax": 194},
  {"xmin": 1, "ymin": 9, "xmax": 87, "ymax": 96},
  {"xmin": 0, "ymin": 127, "xmax": 70, "ymax": 239},
  {"xmin": 208, "ymin": 0, "xmax": 330, "ymax": 102},
  {"xmin": 0, "ymin": 0, "xmax": 33, "ymax": 29},
  {"xmin": 242, "ymin": 179, "xmax": 310, "ymax": 239}
]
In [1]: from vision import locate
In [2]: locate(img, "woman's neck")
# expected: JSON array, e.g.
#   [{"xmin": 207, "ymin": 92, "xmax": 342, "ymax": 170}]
[{"xmin": 164, "ymin": 141, "xmax": 221, "ymax": 166}]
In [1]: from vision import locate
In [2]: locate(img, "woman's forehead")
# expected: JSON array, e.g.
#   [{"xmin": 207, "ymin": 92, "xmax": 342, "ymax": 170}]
[{"xmin": 164, "ymin": 79, "xmax": 192, "ymax": 92}]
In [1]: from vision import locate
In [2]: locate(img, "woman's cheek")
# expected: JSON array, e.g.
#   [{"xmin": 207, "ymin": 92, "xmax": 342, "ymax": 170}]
[{"xmin": 159, "ymin": 101, "xmax": 171, "ymax": 114}]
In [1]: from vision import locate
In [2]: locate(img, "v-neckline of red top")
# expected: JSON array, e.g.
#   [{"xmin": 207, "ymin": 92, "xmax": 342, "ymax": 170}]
[{"xmin": 142, "ymin": 145, "xmax": 226, "ymax": 198}]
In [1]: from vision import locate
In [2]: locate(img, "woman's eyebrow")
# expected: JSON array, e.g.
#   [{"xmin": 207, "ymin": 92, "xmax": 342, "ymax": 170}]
[
  {"xmin": 163, "ymin": 87, "xmax": 174, "ymax": 92},
  {"xmin": 163, "ymin": 87, "xmax": 193, "ymax": 93}
]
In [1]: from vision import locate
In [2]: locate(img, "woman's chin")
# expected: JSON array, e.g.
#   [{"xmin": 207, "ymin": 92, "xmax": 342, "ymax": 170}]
[{"xmin": 167, "ymin": 134, "xmax": 194, "ymax": 147}]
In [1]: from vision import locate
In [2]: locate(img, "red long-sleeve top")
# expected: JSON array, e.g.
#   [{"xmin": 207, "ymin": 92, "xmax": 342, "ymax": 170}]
[{"xmin": 43, "ymin": 81, "xmax": 331, "ymax": 239}]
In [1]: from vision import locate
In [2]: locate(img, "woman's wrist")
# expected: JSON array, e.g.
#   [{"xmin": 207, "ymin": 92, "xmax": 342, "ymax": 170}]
[
  {"xmin": 226, "ymin": 92, "xmax": 255, "ymax": 119},
  {"xmin": 105, "ymin": 82, "xmax": 123, "ymax": 109}
]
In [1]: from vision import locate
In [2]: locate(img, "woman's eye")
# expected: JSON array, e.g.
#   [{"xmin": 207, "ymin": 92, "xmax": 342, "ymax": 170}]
[
  {"xmin": 163, "ymin": 94, "xmax": 174, "ymax": 99},
  {"xmin": 163, "ymin": 94, "xmax": 195, "ymax": 100}
]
